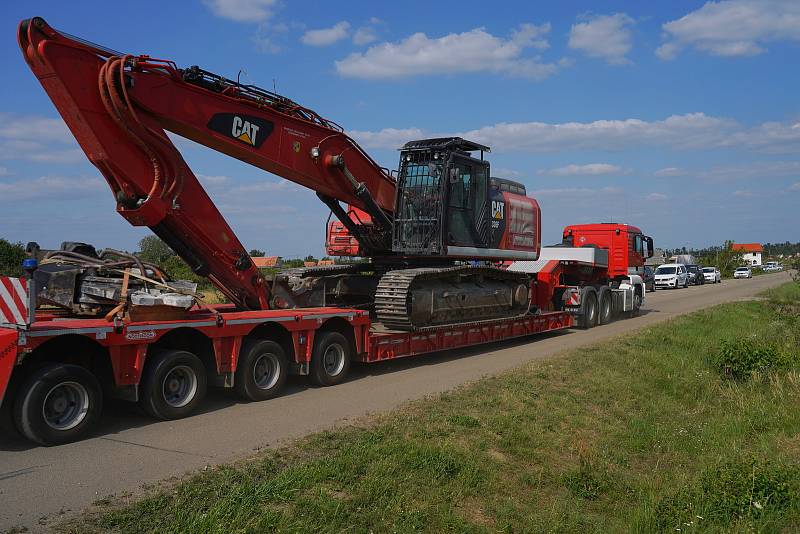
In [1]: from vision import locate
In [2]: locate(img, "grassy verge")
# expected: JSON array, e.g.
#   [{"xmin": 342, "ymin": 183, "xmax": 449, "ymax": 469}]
[{"xmin": 65, "ymin": 283, "xmax": 800, "ymax": 533}]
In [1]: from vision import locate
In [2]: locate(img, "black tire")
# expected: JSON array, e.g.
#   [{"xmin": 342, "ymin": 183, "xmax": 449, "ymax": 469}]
[
  {"xmin": 13, "ymin": 364, "xmax": 103, "ymax": 446},
  {"xmin": 310, "ymin": 331, "xmax": 351, "ymax": 387},
  {"xmin": 578, "ymin": 290, "xmax": 598, "ymax": 329},
  {"xmin": 598, "ymin": 288, "xmax": 612, "ymax": 325},
  {"xmin": 139, "ymin": 350, "xmax": 206, "ymax": 420},
  {"xmin": 235, "ymin": 339, "xmax": 288, "ymax": 401}
]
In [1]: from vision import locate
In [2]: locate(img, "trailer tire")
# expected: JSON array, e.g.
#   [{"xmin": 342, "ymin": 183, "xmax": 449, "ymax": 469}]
[
  {"xmin": 578, "ymin": 289, "xmax": 598, "ymax": 329},
  {"xmin": 13, "ymin": 363, "xmax": 103, "ymax": 446},
  {"xmin": 139, "ymin": 350, "xmax": 206, "ymax": 420},
  {"xmin": 310, "ymin": 331, "xmax": 351, "ymax": 387},
  {"xmin": 597, "ymin": 288, "xmax": 612, "ymax": 325},
  {"xmin": 235, "ymin": 339, "xmax": 288, "ymax": 401}
]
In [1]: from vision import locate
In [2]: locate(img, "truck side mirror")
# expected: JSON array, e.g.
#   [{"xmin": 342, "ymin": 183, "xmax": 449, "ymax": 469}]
[{"xmin": 645, "ymin": 236, "xmax": 654, "ymax": 258}]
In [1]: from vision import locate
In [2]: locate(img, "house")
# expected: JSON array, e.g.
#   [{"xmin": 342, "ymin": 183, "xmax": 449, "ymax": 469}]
[
  {"xmin": 645, "ymin": 248, "xmax": 668, "ymax": 267},
  {"xmin": 251, "ymin": 256, "xmax": 283, "ymax": 268},
  {"xmin": 731, "ymin": 243, "xmax": 763, "ymax": 266}
]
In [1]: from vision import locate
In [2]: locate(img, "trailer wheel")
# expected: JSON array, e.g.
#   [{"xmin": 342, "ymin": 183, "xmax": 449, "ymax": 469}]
[
  {"xmin": 13, "ymin": 363, "xmax": 103, "ymax": 446},
  {"xmin": 310, "ymin": 331, "xmax": 351, "ymax": 387},
  {"xmin": 598, "ymin": 288, "xmax": 612, "ymax": 325},
  {"xmin": 235, "ymin": 339, "xmax": 288, "ymax": 401},
  {"xmin": 139, "ymin": 350, "xmax": 207, "ymax": 420},
  {"xmin": 578, "ymin": 290, "xmax": 598, "ymax": 329}
]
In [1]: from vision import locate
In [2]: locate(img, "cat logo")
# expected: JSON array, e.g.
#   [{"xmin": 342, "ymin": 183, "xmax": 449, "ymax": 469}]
[
  {"xmin": 207, "ymin": 113, "xmax": 273, "ymax": 149},
  {"xmin": 231, "ymin": 116, "xmax": 259, "ymax": 146},
  {"xmin": 292, "ymin": 141, "xmax": 301, "ymax": 153},
  {"xmin": 491, "ymin": 200, "xmax": 505, "ymax": 220}
]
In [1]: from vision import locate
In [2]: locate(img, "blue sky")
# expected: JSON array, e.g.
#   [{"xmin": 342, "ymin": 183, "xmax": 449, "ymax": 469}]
[{"xmin": 1, "ymin": 0, "xmax": 799, "ymax": 257}]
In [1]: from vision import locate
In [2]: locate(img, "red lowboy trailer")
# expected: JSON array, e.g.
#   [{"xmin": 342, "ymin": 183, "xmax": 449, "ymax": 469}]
[{"xmin": 0, "ymin": 279, "xmax": 571, "ymax": 445}]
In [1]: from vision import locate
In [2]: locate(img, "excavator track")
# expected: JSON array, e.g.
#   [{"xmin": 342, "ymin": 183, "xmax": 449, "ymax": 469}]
[{"xmin": 374, "ymin": 266, "xmax": 531, "ymax": 331}]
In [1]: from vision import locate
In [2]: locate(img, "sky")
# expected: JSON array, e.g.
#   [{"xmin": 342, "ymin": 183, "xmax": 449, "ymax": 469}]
[{"xmin": 1, "ymin": 0, "xmax": 799, "ymax": 257}]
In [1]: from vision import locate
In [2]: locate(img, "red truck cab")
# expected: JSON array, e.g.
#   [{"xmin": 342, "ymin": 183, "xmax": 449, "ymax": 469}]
[{"xmin": 561, "ymin": 223, "xmax": 654, "ymax": 279}]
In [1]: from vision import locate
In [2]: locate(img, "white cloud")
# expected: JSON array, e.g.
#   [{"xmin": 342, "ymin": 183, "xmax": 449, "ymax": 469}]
[
  {"xmin": 0, "ymin": 113, "xmax": 84, "ymax": 164},
  {"xmin": 657, "ymin": 0, "xmax": 800, "ymax": 60},
  {"xmin": 733, "ymin": 189, "xmax": 754, "ymax": 197},
  {"xmin": 203, "ymin": 0, "xmax": 278, "ymax": 22},
  {"xmin": 538, "ymin": 163, "xmax": 622, "ymax": 176},
  {"xmin": 353, "ymin": 26, "xmax": 378, "ymax": 45},
  {"xmin": 529, "ymin": 186, "xmax": 621, "ymax": 198},
  {"xmin": 301, "ymin": 21, "xmax": 351, "ymax": 46},
  {"xmin": 787, "ymin": 182, "xmax": 800, "ymax": 191},
  {"xmin": 350, "ymin": 113, "xmax": 800, "ymax": 155},
  {"xmin": 335, "ymin": 24, "xmax": 560, "ymax": 80},
  {"xmin": 0, "ymin": 166, "xmax": 10, "ymax": 176},
  {"xmin": 197, "ymin": 174, "xmax": 231, "ymax": 185},
  {"xmin": 252, "ymin": 22, "xmax": 289, "ymax": 54},
  {"xmin": 654, "ymin": 167, "xmax": 688, "ymax": 177},
  {"xmin": 568, "ymin": 13, "xmax": 635, "ymax": 65},
  {"xmin": 646, "ymin": 192, "xmax": 668, "ymax": 201},
  {"xmin": 0, "ymin": 175, "xmax": 104, "ymax": 201}
]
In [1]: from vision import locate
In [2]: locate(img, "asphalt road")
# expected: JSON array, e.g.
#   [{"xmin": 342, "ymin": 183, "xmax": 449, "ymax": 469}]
[{"xmin": 0, "ymin": 272, "xmax": 792, "ymax": 531}]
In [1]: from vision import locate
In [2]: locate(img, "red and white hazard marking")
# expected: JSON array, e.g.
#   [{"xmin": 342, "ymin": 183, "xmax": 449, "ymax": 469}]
[{"xmin": 0, "ymin": 276, "xmax": 28, "ymax": 326}]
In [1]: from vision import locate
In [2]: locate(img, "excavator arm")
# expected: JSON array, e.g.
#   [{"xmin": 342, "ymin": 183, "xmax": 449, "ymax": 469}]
[{"xmin": 18, "ymin": 17, "xmax": 395, "ymax": 310}]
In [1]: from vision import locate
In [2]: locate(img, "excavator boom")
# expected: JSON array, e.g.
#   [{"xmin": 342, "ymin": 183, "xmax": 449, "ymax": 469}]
[{"xmin": 18, "ymin": 17, "xmax": 395, "ymax": 310}]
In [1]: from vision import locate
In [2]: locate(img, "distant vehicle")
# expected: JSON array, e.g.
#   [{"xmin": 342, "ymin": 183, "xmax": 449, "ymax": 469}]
[
  {"xmin": 655, "ymin": 263, "xmax": 689, "ymax": 289},
  {"xmin": 734, "ymin": 266, "xmax": 753, "ymax": 279},
  {"xmin": 686, "ymin": 264, "xmax": 705, "ymax": 285},
  {"xmin": 702, "ymin": 266, "xmax": 721, "ymax": 283},
  {"xmin": 763, "ymin": 262, "xmax": 783, "ymax": 272},
  {"xmin": 668, "ymin": 254, "xmax": 696, "ymax": 265},
  {"xmin": 643, "ymin": 265, "xmax": 656, "ymax": 292}
]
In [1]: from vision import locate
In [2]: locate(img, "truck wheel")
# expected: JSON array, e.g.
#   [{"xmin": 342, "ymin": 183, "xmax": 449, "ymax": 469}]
[
  {"xmin": 578, "ymin": 290, "xmax": 598, "ymax": 329},
  {"xmin": 598, "ymin": 288, "xmax": 612, "ymax": 325},
  {"xmin": 139, "ymin": 350, "xmax": 206, "ymax": 420},
  {"xmin": 310, "ymin": 331, "xmax": 351, "ymax": 387},
  {"xmin": 13, "ymin": 363, "xmax": 103, "ymax": 446},
  {"xmin": 235, "ymin": 339, "xmax": 288, "ymax": 401}
]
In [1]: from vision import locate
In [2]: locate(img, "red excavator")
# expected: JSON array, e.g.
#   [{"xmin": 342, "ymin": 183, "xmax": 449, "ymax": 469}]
[{"xmin": 18, "ymin": 17, "xmax": 540, "ymax": 331}]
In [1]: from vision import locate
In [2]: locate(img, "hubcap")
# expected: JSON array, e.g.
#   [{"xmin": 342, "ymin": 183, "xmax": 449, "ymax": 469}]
[
  {"xmin": 322, "ymin": 343, "xmax": 346, "ymax": 377},
  {"xmin": 42, "ymin": 381, "xmax": 89, "ymax": 431},
  {"xmin": 252, "ymin": 353, "xmax": 281, "ymax": 390},
  {"xmin": 161, "ymin": 365, "xmax": 198, "ymax": 408}
]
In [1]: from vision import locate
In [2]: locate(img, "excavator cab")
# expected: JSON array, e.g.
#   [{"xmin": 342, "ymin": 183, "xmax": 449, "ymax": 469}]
[{"xmin": 393, "ymin": 138, "xmax": 491, "ymax": 256}]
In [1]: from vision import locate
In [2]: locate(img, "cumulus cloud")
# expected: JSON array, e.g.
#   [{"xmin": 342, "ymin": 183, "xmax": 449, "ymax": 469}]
[
  {"xmin": 646, "ymin": 192, "xmax": 668, "ymax": 201},
  {"xmin": 789, "ymin": 182, "xmax": 800, "ymax": 191},
  {"xmin": 654, "ymin": 167, "xmax": 688, "ymax": 177},
  {"xmin": 203, "ymin": 0, "xmax": 278, "ymax": 22},
  {"xmin": 568, "ymin": 13, "xmax": 635, "ymax": 65},
  {"xmin": 0, "ymin": 113, "xmax": 84, "ymax": 164},
  {"xmin": 529, "ymin": 186, "xmax": 621, "ymax": 198},
  {"xmin": 656, "ymin": 0, "xmax": 800, "ymax": 60},
  {"xmin": 0, "ymin": 166, "xmax": 9, "ymax": 176},
  {"xmin": 301, "ymin": 21, "xmax": 351, "ymax": 46},
  {"xmin": 0, "ymin": 175, "xmax": 104, "ymax": 201},
  {"xmin": 353, "ymin": 18, "xmax": 382, "ymax": 45},
  {"xmin": 335, "ymin": 24, "xmax": 561, "ymax": 80},
  {"xmin": 538, "ymin": 163, "xmax": 622, "ymax": 176},
  {"xmin": 733, "ymin": 189, "xmax": 754, "ymax": 197},
  {"xmin": 350, "ymin": 113, "xmax": 800, "ymax": 155}
]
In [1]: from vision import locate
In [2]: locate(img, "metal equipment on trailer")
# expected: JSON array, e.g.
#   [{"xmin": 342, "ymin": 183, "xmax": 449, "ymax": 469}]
[{"xmin": 0, "ymin": 18, "xmax": 651, "ymax": 445}]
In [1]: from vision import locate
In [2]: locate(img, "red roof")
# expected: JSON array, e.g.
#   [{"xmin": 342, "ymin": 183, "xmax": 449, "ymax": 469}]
[
  {"xmin": 731, "ymin": 243, "xmax": 763, "ymax": 253},
  {"xmin": 251, "ymin": 256, "xmax": 282, "ymax": 268}
]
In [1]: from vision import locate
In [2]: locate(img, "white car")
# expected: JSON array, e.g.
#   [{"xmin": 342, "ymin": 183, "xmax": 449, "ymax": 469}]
[
  {"xmin": 763, "ymin": 262, "xmax": 783, "ymax": 272},
  {"xmin": 654, "ymin": 263, "xmax": 689, "ymax": 289},
  {"xmin": 702, "ymin": 266, "xmax": 721, "ymax": 283},
  {"xmin": 733, "ymin": 266, "xmax": 753, "ymax": 279}
]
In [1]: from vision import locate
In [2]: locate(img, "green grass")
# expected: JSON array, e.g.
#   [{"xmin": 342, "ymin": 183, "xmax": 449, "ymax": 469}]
[{"xmin": 63, "ymin": 283, "xmax": 800, "ymax": 533}]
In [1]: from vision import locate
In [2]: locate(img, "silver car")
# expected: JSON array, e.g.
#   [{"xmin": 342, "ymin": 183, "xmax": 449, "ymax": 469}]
[{"xmin": 702, "ymin": 266, "xmax": 721, "ymax": 283}]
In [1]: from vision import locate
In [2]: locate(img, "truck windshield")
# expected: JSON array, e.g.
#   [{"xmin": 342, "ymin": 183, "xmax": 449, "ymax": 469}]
[{"xmin": 656, "ymin": 266, "xmax": 676, "ymax": 275}]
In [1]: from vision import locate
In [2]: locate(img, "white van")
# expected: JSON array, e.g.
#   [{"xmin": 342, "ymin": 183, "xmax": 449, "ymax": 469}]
[{"xmin": 654, "ymin": 263, "xmax": 688, "ymax": 289}]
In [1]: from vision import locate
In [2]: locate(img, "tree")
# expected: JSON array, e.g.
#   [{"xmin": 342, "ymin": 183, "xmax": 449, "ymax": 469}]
[
  {"xmin": 248, "ymin": 248, "xmax": 266, "ymax": 258},
  {"xmin": 0, "ymin": 238, "xmax": 26, "ymax": 277},
  {"xmin": 136, "ymin": 235, "xmax": 175, "ymax": 265}
]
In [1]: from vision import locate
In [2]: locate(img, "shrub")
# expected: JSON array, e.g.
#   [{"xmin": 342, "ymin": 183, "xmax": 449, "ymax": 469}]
[
  {"xmin": 714, "ymin": 338, "xmax": 788, "ymax": 380},
  {"xmin": 655, "ymin": 458, "xmax": 800, "ymax": 530}
]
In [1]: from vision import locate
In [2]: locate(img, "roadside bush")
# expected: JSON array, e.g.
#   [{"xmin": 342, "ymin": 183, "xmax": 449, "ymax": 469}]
[
  {"xmin": 714, "ymin": 338, "xmax": 789, "ymax": 380},
  {"xmin": 655, "ymin": 457, "xmax": 800, "ymax": 530}
]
